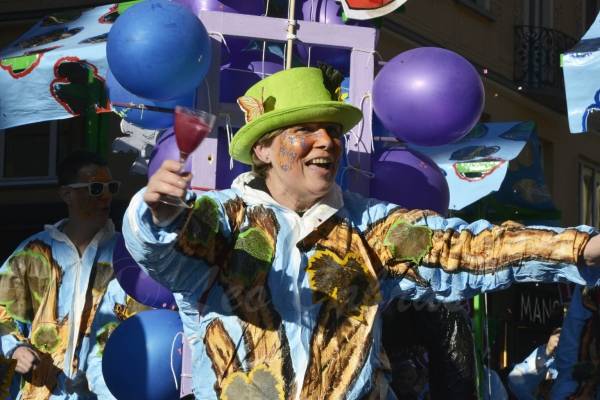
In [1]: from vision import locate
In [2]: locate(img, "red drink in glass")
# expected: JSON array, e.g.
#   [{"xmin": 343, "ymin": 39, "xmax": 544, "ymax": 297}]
[
  {"xmin": 175, "ymin": 109, "xmax": 212, "ymax": 156},
  {"xmin": 158, "ymin": 105, "xmax": 216, "ymax": 209}
]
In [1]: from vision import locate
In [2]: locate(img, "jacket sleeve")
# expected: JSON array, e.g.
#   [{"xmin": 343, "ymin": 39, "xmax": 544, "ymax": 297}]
[
  {"xmin": 84, "ymin": 280, "xmax": 128, "ymax": 400},
  {"xmin": 507, "ymin": 345, "xmax": 550, "ymax": 400},
  {"xmin": 550, "ymin": 286, "xmax": 592, "ymax": 399},
  {"xmin": 364, "ymin": 205, "xmax": 600, "ymax": 302},
  {"xmin": 122, "ymin": 189, "xmax": 234, "ymax": 300},
  {"xmin": 0, "ymin": 239, "xmax": 37, "ymax": 358}
]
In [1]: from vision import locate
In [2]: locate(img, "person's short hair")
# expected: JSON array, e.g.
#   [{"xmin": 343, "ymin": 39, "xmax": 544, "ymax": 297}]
[
  {"xmin": 57, "ymin": 150, "xmax": 107, "ymax": 186},
  {"xmin": 250, "ymin": 128, "xmax": 285, "ymax": 178}
]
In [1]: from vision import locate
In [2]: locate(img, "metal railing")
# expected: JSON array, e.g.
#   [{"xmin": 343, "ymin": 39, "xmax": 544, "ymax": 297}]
[{"xmin": 514, "ymin": 25, "xmax": 577, "ymax": 91}]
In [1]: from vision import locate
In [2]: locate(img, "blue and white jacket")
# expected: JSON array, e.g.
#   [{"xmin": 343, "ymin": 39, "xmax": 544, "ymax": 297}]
[
  {"xmin": 0, "ymin": 220, "xmax": 126, "ymax": 400},
  {"xmin": 123, "ymin": 172, "xmax": 600, "ymax": 400}
]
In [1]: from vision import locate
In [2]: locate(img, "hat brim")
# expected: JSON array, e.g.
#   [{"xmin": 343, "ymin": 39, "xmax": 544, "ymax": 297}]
[{"xmin": 230, "ymin": 101, "xmax": 363, "ymax": 165}]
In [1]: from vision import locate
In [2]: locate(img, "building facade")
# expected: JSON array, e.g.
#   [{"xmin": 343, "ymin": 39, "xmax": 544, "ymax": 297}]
[{"xmin": 378, "ymin": 0, "xmax": 600, "ymax": 374}]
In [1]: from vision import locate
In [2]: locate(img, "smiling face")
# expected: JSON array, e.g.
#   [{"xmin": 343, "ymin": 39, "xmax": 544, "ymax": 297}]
[
  {"xmin": 253, "ymin": 122, "xmax": 343, "ymax": 211},
  {"xmin": 63, "ymin": 164, "xmax": 114, "ymax": 228}
]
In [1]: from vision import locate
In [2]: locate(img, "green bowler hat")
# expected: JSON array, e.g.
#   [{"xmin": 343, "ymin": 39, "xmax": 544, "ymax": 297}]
[{"xmin": 229, "ymin": 67, "xmax": 363, "ymax": 165}]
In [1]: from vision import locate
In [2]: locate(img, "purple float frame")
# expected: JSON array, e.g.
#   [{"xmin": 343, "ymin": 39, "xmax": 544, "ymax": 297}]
[
  {"xmin": 182, "ymin": 11, "xmax": 377, "ymax": 397},
  {"xmin": 190, "ymin": 10, "xmax": 377, "ymax": 194}
]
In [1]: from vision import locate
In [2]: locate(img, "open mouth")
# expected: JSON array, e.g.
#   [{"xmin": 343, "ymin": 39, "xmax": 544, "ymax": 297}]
[{"xmin": 306, "ymin": 157, "xmax": 334, "ymax": 170}]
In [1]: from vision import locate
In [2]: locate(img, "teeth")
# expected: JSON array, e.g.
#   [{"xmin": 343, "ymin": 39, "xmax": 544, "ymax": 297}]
[{"xmin": 310, "ymin": 158, "xmax": 331, "ymax": 164}]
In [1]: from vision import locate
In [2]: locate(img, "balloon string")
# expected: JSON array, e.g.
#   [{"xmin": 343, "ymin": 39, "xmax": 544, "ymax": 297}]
[
  {"xmin": 347, "ymin": 91, "xmax": 373, "ymax": 155},
  {"xmin": 110, "ymin": 102, "xmax": 174, "ymax": 114},
  {"xmin": 340, "ymin": 91, "xmax": 373, "ymax": 187},
  {"xmin": 262, "ymin": 0, "xmax": 270, "ymax": 77},
  {"xmin": 363, "ymin": 92, "xmax": 374, "ymax": 153},
  {"xmin": 352, "ymin": 48, "xmax": 383, "ymax": 60},
  {"xmin": 224, "ymin": 113, "xmax": 234, "ymax": 170},
  {"xmin": 339, "ymin": 163, "xmax": 375, "ymax": 188},
  {"xmin": 484, "ymin": 292, "xmax": 492, "ymax": 399},
  {"xmin": 171, "ymin": 331, "xmax": 184, "ymax": 391},
  {"xmin": 221, "ymin": 66, "xmax": 279, "ymax": 77},
  {"xmin": 261, "ymin": 40, "xmax": 267, "ymax": 79},
  {"xmin": 304, "ymin": 0, "xmax": 315, "ymax": 68},
  {"xmin": 208, "ymin": 31, "xmax": 232, "ymax": 59},
  {"xmin": 203, "ymin": 79, "xmax": 212, "ymax": 114}
]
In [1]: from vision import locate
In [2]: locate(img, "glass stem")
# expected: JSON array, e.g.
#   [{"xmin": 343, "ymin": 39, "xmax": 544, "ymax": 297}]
[{"xmin": 179, "ymin": 152, "xmax": 189, "ymax": 174}]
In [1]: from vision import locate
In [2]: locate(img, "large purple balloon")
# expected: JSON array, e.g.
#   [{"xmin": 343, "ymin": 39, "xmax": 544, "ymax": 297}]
[
  {"xmin": 373, "ymin": 47, "xmax": 485, "ymax": 146},
  {"xmin": 370, "ymin": 146, "xmax": 450, "ymax": 215},
  {"xmin": 148, "ymin": 128, "xmax": 193, "ymax": 178},
  {"xmin": 113, "ymin": 235, "xmax": 177, "ymax": 309}
]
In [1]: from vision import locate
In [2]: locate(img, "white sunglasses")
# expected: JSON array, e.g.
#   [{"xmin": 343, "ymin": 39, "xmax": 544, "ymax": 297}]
[{"xmin": 65, "ymin": 181, "xmax": 121, "ymax": 197}]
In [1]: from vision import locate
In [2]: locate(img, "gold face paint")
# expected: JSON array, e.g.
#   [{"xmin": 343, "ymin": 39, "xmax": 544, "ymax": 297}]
[
  {"xmin": 266, "ymin": 123, "xmax": 343, "ymax": 205},
  {"xmin": 275, "ymin": 124, "xmax": 342, "ymax": 173}
]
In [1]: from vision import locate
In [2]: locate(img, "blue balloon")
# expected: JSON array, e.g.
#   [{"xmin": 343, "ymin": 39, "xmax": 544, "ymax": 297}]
[
  {"xmin": 106, "ymin": 70, "xmax": 195, "ymax": 129},
  {"xmin": 107, "ymin": 0, "xmax": 212, "ymax": 100},
  {"xmin": 103, "ymin": 310, "xmax": 183, "ymax": 400}
]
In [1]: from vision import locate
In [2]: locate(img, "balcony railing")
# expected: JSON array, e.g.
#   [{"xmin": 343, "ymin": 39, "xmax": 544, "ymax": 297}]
[{"xmin": 514, "ymin": 25, "xmax": 577, "ymax": 106}]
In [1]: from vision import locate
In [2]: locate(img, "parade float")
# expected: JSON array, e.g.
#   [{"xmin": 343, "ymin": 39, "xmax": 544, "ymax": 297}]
[{"xmin": 0, "ymin": 0, "xmax": 568, "ymax": 398}]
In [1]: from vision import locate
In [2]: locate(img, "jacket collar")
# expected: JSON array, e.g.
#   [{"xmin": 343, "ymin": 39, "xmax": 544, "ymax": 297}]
[
  {"xmin": 44, "ymin": 219, "xmax": 115, "ymax": 247},
  {"xmin": 231, "ymin": 172, "xmax": 343, "ymax": 241}
]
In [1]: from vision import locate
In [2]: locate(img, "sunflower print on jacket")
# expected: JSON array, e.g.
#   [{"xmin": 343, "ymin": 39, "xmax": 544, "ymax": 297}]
[
  {"xmin": 0, "ymin": 240, "xmax": 115, "ymax": 400},
  {"xmin": 178, "ymin": 197, "xmax": 295, "ymax": 399},
  {"xmin": 125, "ymin": 182, "xmax": 593, "ymax": 400}
]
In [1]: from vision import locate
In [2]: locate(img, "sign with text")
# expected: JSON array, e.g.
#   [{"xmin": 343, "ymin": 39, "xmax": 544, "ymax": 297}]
[{"xmin": 515, "ymin": 283, "xmax": 565, "ymax": 328}]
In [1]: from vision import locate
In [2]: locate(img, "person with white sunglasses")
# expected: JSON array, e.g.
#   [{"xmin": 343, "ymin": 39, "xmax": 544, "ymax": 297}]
[{"xmin": 0, "ymin": 150, "xmax": 129, "ymax": 400}]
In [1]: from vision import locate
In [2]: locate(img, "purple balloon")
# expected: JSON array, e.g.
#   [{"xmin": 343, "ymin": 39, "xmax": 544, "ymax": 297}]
[
  {"xmin": 373, "ymin": 47, "xmax": 485, "ymax": 146},
  {"xmin": 302, "ymin": 0, "xmax": 344, "ymax": 24},
  {"xmin": 370, "ymin": 146, "xmax": 450, "ymax": 215},
  {"xmin": 147, "ymin": 128, "xmax": 193, "ymax": 178},
  {"xmin": 112, "ymin": 235, "xmax": 177, "ymax": 309}
]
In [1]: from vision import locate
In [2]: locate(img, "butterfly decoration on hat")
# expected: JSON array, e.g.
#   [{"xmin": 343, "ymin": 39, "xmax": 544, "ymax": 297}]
[{"xmin": 237, "ymin": 87, "xmax": 265, "ymax": 123}]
